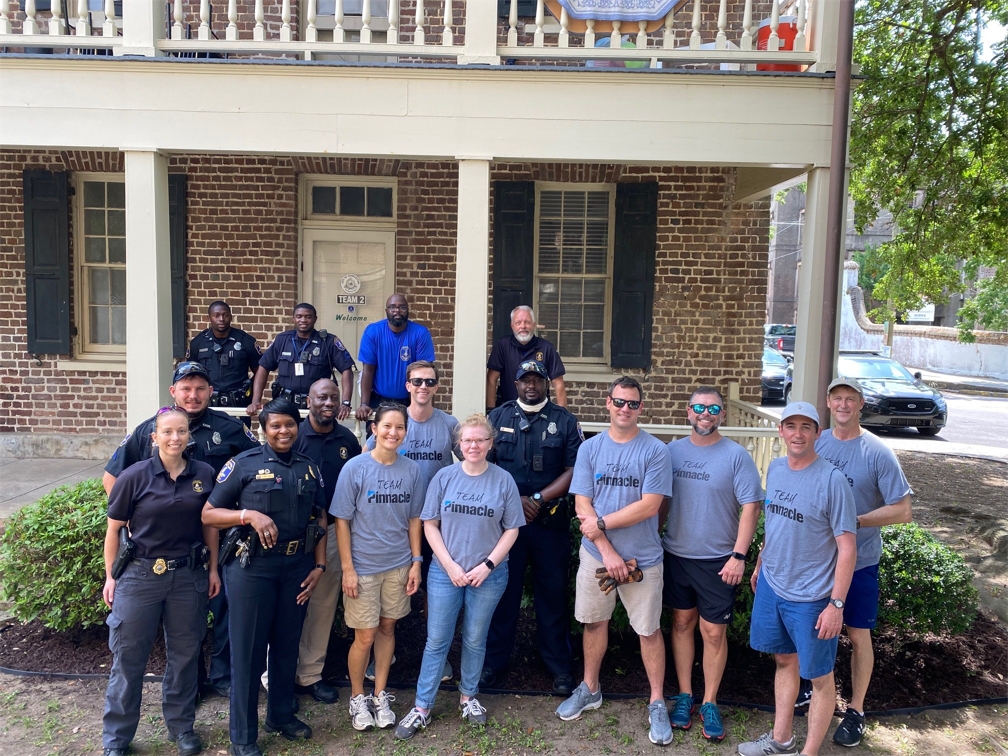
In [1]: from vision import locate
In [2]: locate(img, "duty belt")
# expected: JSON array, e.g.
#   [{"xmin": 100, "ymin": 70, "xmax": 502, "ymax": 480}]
[
  {"xmin": 271, "ymin": 383, "xmax": 308, "ymax": 409},
  {"xmin": 260, "ymin": 538, "xmax": 307, "ymax": 556},
  {"xmin": 136, "ymin": 556, "xmax": 192, "ymax": 575},
  {"xmin": 210, "ymin": 388, "xmax": 251, "ymax": 407}
]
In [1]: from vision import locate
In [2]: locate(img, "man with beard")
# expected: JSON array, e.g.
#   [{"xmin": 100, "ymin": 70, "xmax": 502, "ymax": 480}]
[
  {"xmin": 187, "ymin": 301, "xmax": 262, "ymax": 413},
  {"xmin": 292, "ymin": 379, "xmax": 362, "ymax": 705},
  {"xmin": 482, "ymin": 360, "xmax": 582, "ymax": 696},
  {"xmin": 354, "ymin": 294, "xmax": 435, "ymax": 422},
  {"xmin": 661, "ymin": 386, "xmax": 763, "ymax": 743},
  {"xmin": 103, "ymin": 361, "xmax": 260, "ymax": 699},
  {"xmin": 486, "ymin": 306, "xmax": 567, "ymax": 409}
]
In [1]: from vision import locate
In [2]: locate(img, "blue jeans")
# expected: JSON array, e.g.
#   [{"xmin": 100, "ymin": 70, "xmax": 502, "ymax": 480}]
[{"xmin": 415, "ymin": 561, "xmax": 509, "ymax": 710}]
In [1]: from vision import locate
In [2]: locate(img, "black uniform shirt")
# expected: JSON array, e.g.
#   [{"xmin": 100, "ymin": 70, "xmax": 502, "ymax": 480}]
[
  {"xmin": 186, "ymin": 327, "xmax": 262, "ymax": 393},
  {"xmin": 105, "ymin": 408, "xmax": 260, "ymax": 478},
  {"xmin": 207, "ymin": 445, "xmax": 327, "ymax": 542},
  {"xmin": 292, "ymin": 418, "xmax": 362, "ymax": 508},
  {"xmin": 487, "ymin": 335, "xmax": 566, "ymax": 405},
  {"xmin": 488, "ymin": 400, "xmax": 582, "ymax": 496},
  {"xmin": 107, "ymin": 453, "xmax": 216, "ymax": 560},
  {"xmin": 259, "ymin": 329, "xmax": 356, "ymax": 396}
]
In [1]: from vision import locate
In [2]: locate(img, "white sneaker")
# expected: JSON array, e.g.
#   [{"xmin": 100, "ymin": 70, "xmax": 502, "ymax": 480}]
[
  {"xmin": 370, "ymin": 690, "xmax": 397, "ymax": 729},
  {"xmin": 349, "ymin": 692, "xmax": 376, "ymax": 731}
]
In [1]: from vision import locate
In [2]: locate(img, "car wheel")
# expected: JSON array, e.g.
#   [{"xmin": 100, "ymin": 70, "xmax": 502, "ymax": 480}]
[
  {"xmin": 783, "ymin": 386, "xmax": 792, "ymax": 404},
  {"xmin": 918, "ymin": 427, "xmax": 940, "ymax": 437}
]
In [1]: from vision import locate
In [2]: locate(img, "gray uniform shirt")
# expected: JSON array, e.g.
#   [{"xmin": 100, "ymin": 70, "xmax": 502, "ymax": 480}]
[
  {"xmin": 570, "ymin": 430, "xmax": 673, "ymax": 570},
  {"xmin": 761, "ymin": 456, "xmax": 857, "ymax": 602},
  {"xmin": 421, "ymin": 463, "xmax": 524, "ymax": 573},
  {"xmin": 815, "ymin": 429, "xmax": 913, "ymax": 571},
  {"xmin": 663, "ymin": 436, "xmax": 765, "ymax": 560},
  {"xmin": 366, "ymin": 408, "xmax": 460, "ymax": 496},
  {"xmin": 330, "ymin": 452, "xmax": 424, "ymax": 576}
]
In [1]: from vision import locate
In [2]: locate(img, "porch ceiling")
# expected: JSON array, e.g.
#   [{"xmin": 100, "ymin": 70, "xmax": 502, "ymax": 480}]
[{"xmin": 1, "ymin": 57, "xmax": 835, "ymax": 168}]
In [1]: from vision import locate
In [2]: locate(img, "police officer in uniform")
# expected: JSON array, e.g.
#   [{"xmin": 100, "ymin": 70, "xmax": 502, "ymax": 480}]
[
  {"xmin": 482, "ymin": 360, "xmax": 582, "ymax": 696},
  {"xmin": 102, "ymin": 361, "xmax": 260, "ymax": 701},
  {"xmin": 203, "ymin": 398, "xmax": 328, "ymax": 756},
  {"xmin": 248, "ymin": 303, "xmax": 356, "ymax": 417},
  {"xmin": 187, "ymin": 301, "xmax": 262, "ymax": 412}
]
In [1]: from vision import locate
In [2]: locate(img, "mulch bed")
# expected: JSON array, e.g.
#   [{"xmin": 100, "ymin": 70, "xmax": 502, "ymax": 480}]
[{"xmin": 2, "ymin": 596, "xmax": 1005, "ymax": 711}]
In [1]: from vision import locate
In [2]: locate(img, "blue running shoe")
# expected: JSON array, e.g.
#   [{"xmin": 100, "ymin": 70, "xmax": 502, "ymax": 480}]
[
  {"xmin": 699, "ymin": 702, "xmax": 725, "ymax": 742},
  {"xmin": 668, "ymin": 692, "xmax": 694, "ymax": 730}
]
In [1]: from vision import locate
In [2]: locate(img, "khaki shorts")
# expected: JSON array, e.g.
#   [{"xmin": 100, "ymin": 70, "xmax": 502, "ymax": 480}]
[
  {"xmin": 343, "ymin": 564, "xmax": 412, "ymax": 629},
  {"xmin": 574, "ymin": 545, "xmax": 663, "ymax": 636}
]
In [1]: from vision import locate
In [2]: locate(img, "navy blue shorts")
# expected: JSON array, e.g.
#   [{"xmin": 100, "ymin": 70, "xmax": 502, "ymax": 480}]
[
  {"xmin": 749, "ymin": 572, "xmax": 838, "ymax": 680},
  {"xmin": 844, "ymin": 563, "xmax": 880, "ymax": 630},
  {"xmin": 662, "ymin": 551, "xmax": 736, "ymax": 625}
]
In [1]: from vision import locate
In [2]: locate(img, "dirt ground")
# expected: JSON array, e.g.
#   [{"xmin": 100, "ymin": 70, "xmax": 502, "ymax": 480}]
[{"xmin": 1, "ymin": 675, "xmax": 1006, "ymax": 756}]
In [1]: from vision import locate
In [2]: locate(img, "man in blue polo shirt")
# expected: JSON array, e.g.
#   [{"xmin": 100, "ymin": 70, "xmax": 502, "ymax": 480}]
[
  {"xmin": 486, "ymin": 305, "xmax": 567, "ymax": 409},
  {"xmin": 354, "ymin": 294, "xmax": 435, "ymax": 421}
]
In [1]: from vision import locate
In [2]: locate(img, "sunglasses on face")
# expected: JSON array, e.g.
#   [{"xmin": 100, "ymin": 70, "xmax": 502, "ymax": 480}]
[
  {"xmin": 690, "ymin": 403, "xmax": 723, "ymax": 415},
  {"xmin": 409, "ymin": 378, "xmax": 438, "ymax": 387},
  {"xmin": 609, "ymin": 397, "xmax": 642, "ymax": 410}
]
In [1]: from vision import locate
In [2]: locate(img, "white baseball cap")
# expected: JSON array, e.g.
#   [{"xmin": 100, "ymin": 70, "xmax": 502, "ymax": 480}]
[{"xmin": 780, "ymin": 401, "xmax": 820, "ymax": 426}]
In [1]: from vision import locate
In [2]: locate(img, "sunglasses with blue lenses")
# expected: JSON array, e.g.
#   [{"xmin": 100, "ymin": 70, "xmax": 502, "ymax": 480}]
[{"xmin": 690, "ymin": 403, "xmax": 723, "ymax": 415}]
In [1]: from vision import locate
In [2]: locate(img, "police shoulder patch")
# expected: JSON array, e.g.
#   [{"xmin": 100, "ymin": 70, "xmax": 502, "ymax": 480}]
[
  {"xmin": 334, "ymin": 338, "xmax": 346, "ymax": 352},
  {"xmin": 118, "ymin": 432, "xmax": 132, "ymax": 447},
  {"xmin": 577, "ymin": 423, "xmax": 585, "ymax": 442},
  {"xmin": 244, "ymin": 425, "xmax": 259, "ymax": 443},
  {"xmin": 216, "ymin": 459, "xmax": 236, "ymax": 483}
]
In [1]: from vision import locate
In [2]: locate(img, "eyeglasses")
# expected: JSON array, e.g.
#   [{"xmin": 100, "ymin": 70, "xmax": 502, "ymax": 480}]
[
  {"xmin": 156, "ymin": 405, "xmax": 182, "ymax": 415},
  {"xmin": 609, "ymin": 397, "xmax": 642, "ymax": 410},
  {"xmin": 408, "ymin": 378, "xmax": 438, "ymax": 387},
  {"xmin": 459, "ymin": 437, "xmax": 492, "ymax": 446},
  {"xmin": 690, "ymin": 403, "xmax": 723, "ymax": 415},
  {"xmin": 386, "ymin": 304, "xmax": 408, "ymax": 312}
]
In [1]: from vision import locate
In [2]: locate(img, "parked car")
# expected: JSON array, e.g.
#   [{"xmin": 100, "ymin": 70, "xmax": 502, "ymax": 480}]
[
  {"xmin": 762, "ymin": 347, "xmax": 793, "ymax": 404},
  {"xmin": 764, "ymin": 323, "xmax": 796, "ymax": 355},
  {"xmin": 837, "ymin": 352, "xmax": 947, "ymax": 436}
]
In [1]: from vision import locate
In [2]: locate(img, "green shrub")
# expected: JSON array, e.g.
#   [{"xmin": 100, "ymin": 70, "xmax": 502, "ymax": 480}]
[
  {"xmin": 0, "ymin": 478, "xmax": 107, "ymax": 631},
  {"xmin": 877, "ymin": 523, "xmax": 977, "ymax": 635}
]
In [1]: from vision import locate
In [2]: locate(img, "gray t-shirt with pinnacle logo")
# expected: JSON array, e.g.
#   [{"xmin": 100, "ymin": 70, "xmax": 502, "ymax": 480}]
[
  {"xmin": 815, "ymin": 430, "xmax": 913, "ymax": 571},
  {"xmin": 761, "ymin": 455, "xmax": 857, "ymax": 602},
  {"xmin": 570, "ymin": 430, "xmax": 673, "ymax": 570},
  {"xmin": 366, "ymin": 408, "xmax": 461, "ymax": 496},
  {"xmin": 663, "ymin": 436, "xmax": 765, "ymax": 559},
  {"xmin": 330, "ymin": 452, "xmax": 424, "ymax": 576},
  {"xmin": 421, "ymin": 463, "xmax": 524, "ymax": 573}
]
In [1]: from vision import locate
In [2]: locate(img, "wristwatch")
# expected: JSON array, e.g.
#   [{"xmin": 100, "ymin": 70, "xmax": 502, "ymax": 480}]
[
  {"xmin": 829, "ymin": 598, "xmax": 845, "ymax": 610},
  {"xmin": 315, "ymin": 563, "xmax": 327, "ymax": 572},
  {"xmin": 341, "ymin": 400, "xmax": 352, "ymax": 407},
  {"xmin": 483, "ymin": 558, "xmax": 496, "ymax": 572},
  {"xmin": 596, "ymin": 516, "xmax": 607, "ymax": 532},
  {"xmin": 730, "ymin": 551, "xmax": 747, "ymax": 561},
  {"xmin": 531, "ymin": 492, "xmax": 544, "ymax": 509}
]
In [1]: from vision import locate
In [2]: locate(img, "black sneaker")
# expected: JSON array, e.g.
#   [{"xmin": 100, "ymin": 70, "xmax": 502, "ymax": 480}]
[
  {"xmin": 833, "ymin": 708, "xmax": 865, "ymax": 747},
  {"xmin": 794, "ymin": 678, "xmax": 812, "ymax": 710}
]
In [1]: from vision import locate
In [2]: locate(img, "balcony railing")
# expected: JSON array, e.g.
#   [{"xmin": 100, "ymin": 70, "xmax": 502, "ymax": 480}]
[{"xmin": 0, "ymin": 0, "xmax": 820, "ymax": 69}]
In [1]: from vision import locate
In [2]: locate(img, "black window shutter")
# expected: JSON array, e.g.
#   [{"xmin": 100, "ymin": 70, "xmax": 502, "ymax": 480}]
[
  {"xmin": 168, "ymin": 174, "xmax": 187, "ymax": 359},
  {"xmin": 610, "ymin": 182, "xmax": 658, "ymax": 369},
  {"xmin": 498, "ymin": 0, "xmax": 538, "ymax": 17},
  {"xmin": 23, "ymin": 170, "xmax": 71, "ymax": 355},
  {"xmin": 492, "ymin": 181, "xmax": 535, "ymax": 341}
]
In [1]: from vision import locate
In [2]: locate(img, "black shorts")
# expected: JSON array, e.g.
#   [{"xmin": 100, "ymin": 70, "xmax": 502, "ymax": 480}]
[{"xmin": 662, "ymin": 551, "xmax": 736, "ymax": 625}]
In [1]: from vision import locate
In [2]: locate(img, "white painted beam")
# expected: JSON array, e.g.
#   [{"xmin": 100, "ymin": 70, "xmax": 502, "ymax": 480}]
[
  {"xmin": 124, "ymin": 150, "xmax": 173, "ymax": 428},
  {"xmin": 452, "ymin": 159, "xmax": 491, "ymax": 421},
  {"xmin": 734, "ymin": 166, "xmax": 809, "ymax": 203}
]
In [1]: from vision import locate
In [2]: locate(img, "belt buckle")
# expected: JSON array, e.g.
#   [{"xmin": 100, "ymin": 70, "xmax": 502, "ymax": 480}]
[
  {"xmin": 285, "ymin": 540, "xmax": 299, "ymax": 556},
  {"xmin": 153, "ymin": 558, "xmax": 167, "ymax": 575}
]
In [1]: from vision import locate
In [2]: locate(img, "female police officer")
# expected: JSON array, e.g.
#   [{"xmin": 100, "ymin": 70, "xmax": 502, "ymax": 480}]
[
  {"xmin": 102, "ymin": 407, "xmax": 219, "ymax": 756},
  {"xmin": 202, "ymin": 398, "xmax": 328, "ymax": 756}
]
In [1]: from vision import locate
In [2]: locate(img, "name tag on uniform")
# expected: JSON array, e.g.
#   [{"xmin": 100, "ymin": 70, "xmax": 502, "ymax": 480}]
[
  {"xmin": 499, "ymin": 427, "xmax": 514, "ymax": 434},
  {"xmin": 295, "ymin": 362, "xmax": 305, "ymax": 376},
  {"xmin": 256, "ymin": 469, "xmax": 275, "ymax": 480}
]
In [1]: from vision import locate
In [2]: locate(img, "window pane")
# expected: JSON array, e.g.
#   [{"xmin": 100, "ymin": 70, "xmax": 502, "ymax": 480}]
[
  {"xmin": 106, "ymin": 182, "xmax": 125, "ymax": 209},
  {"xmin": 585, "ymin": 219, "xmax": 608, "ymax": 248},
  {"xmin": 562, "ymin": 219, "xmax": 584, "ymax": 251},
  {"xmin": 111, "ymin": 306, "xmax": 127, "ymax": 345},
  {"xmin": 560, "ymin": 302, "xmax": 582, "ymax": 331},
  {"xmin": 582, "ymin": 331, "xmax": 604, "ymax": 358},
  {"xmin": 84, "ymin": 237, "xmax": 106, "ymax": 264},
  {"xmin": 560, "ymin": 278, "xmax": 582, "ymax": 303},
  {"xmin": 340, "ymin": 186, "xmax": 365, "ymax": 216},
  {"xmin": 312, "ymin": 186, "xmax": 336, "ymax": 215},
  {"xmin": 110, "ymin": 269, "xmax": 126, "ymax": 305},
  {"xmin": 559, "ymin": 331, "xmax": 581, "ymax": 358},
  {"xmin": 538, "ymin": 278, "xmax": 559, "ymax": 303},
  {"xmin": 107, "ymin": 237, "xmax": 126, "ymax": 264},
  {"xmin": 583, "ymin": 304, "xmax": 604, "ymax": 331},
  {"xmin": 107, "ymin": 209, "xmax": 125, "ymax": 237},
  {"xmin": 586, "ymin": 191, "xmax": 609, "ymax": 218},
  {"xmin": 539, "ymin": 190, "xmax": 562, "ymax": 217},
  {"xmin": 584, "ymin": 247, "xmax": 607, "ymax": 274},
  {"xmin": 90, "ymin": 267, "xmax": 110, "ymax": 305},
  {"xmin": 83, "ymin": 181, "xmax": 105, "ymax": 208},
  {"xmin": 583, "ymin": 278, "xmax": 605, "ymax": 303},
  {"xmin": 366, "ymin": 186, "xmax": 394, "ymax": 217},
  {"xmin": 538, "ymin": 219, "xmax": 561, "ymax": 273},
  {"xmin": 539, "ymin": 304, "xmax": 559, "ymax": 330},
  {"xmin": 540, "ymin": 330, "xmax": 558, "ymax": 348},
  {"xmin": 90, "ymin": 306, "xmax": 109, "ymax": 344},
  {"xmin": 562, "ymin": 191, "xmax": 585, "ymax": 217},
  {"xmin": 85, "ymin": 209, "xmax": 105, "ymax": 236}
]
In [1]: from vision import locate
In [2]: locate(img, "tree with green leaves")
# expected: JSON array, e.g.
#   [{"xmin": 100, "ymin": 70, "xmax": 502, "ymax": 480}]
[{"xmin": 849, "ymin": 0, "xmax": 1007, "ymax": 340}]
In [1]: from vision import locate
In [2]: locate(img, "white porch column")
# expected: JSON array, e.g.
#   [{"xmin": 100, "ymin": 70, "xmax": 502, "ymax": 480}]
[
  {"xmin": 459, "ymin": 0, "xmax": 501, "ymax": 64},
  {"xmin": 124, "ymin": 150, "xmax": 173, "ymax": 428},
  {"xmin": 452, "ymin": 159, "xmax": 491, "ymax": 419},
  {"xmin": 117, "ymin": 0, "xmax": 164, "ymax": 56}
]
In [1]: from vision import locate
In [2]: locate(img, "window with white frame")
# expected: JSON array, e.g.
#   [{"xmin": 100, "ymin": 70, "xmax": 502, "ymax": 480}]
[
  {"xmin": 78, "ymin": 176, "xmax": 126, "ymax": 354},
  {"xmin": 534, "ymin": 186, "xmax": 614, "ymax": 362}
]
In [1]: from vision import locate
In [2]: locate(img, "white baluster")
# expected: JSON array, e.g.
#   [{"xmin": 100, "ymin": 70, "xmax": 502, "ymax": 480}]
[
  {"xmin": 558, "ymin": 6, "xmax": 568, "ymax": 47},
  {"xmin": 662, "ymin": 8, "xmax": 674, "ymax": 49},
  {"xmin": 584, "ymin": 17, "xmax": 594, "ymax": 48},
  {"xmin": 413, "ymin": 0, "xmax": 424, "ymax": 45},
  {"xmin": 715, "ymin": 0, "xmax": 726, "ymax": 49},
  {"xmin": 360, "ymin": 0, "xmax": 371, "ymax": 43},
  {"xmin": 689, "ymin": 0, "xmax": 700, "ymax": 49},
  {"xmin": 739, "ymin": 0, "xmax": 753, "ymax": 50},
  {"xmin": 172, "ymin": 0, "xmax": 183, "ymax": 40},
  {"xmin": 768, "ymin": 0, "xmax": 780, "ymax": 51},
  {"xmin": 636, "ymin": 19, "xmax": 646, "ymax": 49},
  {"xmin": 23, "ymin": 0, "xmax": 39, "ymax": 35},
  {"xmin": 253, "ymin": 0, "xmax": 264, "ymax": 41},
  {"xmin": 333, "ymin": 0, "xmax": 343, "ymax": 42},
  {"xmin": 76, "ymin": 0, "xmax": 90, "ymax": 36},
  {"xmin": 280, "ymin": 0, "xmax": 291, "ymax": 41},
  {"xmin": 533, "ymin": 0, "xmax": 543, "ymax": 47},
  {"xmin": 507, "ymin": 0, "xmax": 517, "ymax": 47},
  {"xmin": 305, "ymin": 0, "xmax": 316, "ymax": 41},
  {"xmin": 439, "ymin": 0, "xmax": 449, "ymax": 47},
  {"xmin": 388, "ymin": 0, "xmax": 398, "ymax": 44},
  {"xmin": 102, "ymin": 0, "xmax": 115, "ymax": 36},
  {"xmin": 198, "ymin": 0, "xmax": 209, "ymax": 40},
  {"xmin": 227, "ymin": 0, "xmax": 237, "ymax": 40},
  {"xmin": 795, "ymin": 0, "xmax": 807, "ymax": 51},
  {"xmin": 609, "ymin": 19, "xmax": 620, "ymax": 50},
  {"xmin": 49, "ymin": 0, "xmax": 65, "ymax": 34},
  {"xmin": 0, "ymin": 0, "xmax": 10, "ymax": 36}
]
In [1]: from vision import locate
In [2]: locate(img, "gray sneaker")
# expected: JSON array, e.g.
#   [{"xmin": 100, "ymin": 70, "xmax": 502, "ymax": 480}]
[
  {"xmin": 441, "ymin": 660, "xmax": 453, "ymax": 682},
  {"xmin": 365, "ymin": 654, "xmax": 397, "ymax": 682},
  {"xmin": 555, "ymin": 681, "xmax": 602, "ymax": 721},
  {"xmin": 460, "ymin": 696, "xmax": 487, "ymax": 726},
  {"xmin": 394, "ymin": 707, "xmax": 430, "ymax": 741},
  {"xmin": 648, "ymin": 700, "xmax": 673, "ymax": 745},
  {"xmin": 737, "ymin": 731, "xmax": 798, "ymax": 756}
]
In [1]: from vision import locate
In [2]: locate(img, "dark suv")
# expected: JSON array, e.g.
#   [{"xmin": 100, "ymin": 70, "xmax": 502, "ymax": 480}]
[{"xmin": 838, "ymin": 352, "xmax": 947, "ymax": 436}]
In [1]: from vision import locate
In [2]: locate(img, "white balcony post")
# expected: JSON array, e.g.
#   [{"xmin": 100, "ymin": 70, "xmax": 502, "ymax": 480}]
[
  {"xmin": 452, "ymin": 158, "xmax": 491, "ymax": 420},
  {"xmin": 459, "ymin": 0, "xmax": 499, "ymax": 64},
  {"xmin": 662, "ymin": 9, "xmax": 674, "ymax": 49},
  {"xmin": 103, "ymin": 0, "xmax": 116, "ymax": 36},
  {"xmin": 768, "ymin": 0, "xmax": 780, "ymax": 51},
  {"xmin": 253, "ymin": 0, "xmax": 264, "ymax": 40},
  {"xmin": 413, "ymin": 0, "xmax": 423, "ymax": 44},
  {"xmin": 715, "ymin": 0, "xmax": 727, "ymax": 49},
  {"xmin": 198, "ymin": 0, "xmax": 209, "ymax": 40},
  {"xmin": 49, "ymin": 0, "xmax": 66, "ymax": 34},
  {"xmin": 119, "ymin": 0, "xmax": 163, "ymax": 56},
  {"xmin": 333, "ymin": 0, "xmax": 343, "ymax": 42},
  {"xmin": 609, "ymin": 19, "xmax": 620, "ymax": 50},
  {"xmin": 740, "ymin": 0, "xmax": 753, "ymax": 50},
  {"xmin": 507, "ymin": 0, "xmax": 517, "ymax": 46},
  {"xmin": 0, "ymin": 0, "xmax": 11, "ymax": 36},
  {"xmin": 172, "ymin": 0, "xmax": 183, "ymax": 40},
  {"xmin": 227, "ymin": 0, "xmax": 237, "ymax": 40},
  {"xmin": 280, "ymin": 0, "xmax": 291, "ymax": 41},
  {"xmin": 24, "ymin": 0, "xmax": 39, "ymax": 35},
  {"xmin": 388, "ymin": 0, "xmax": 398, "ymax": 43},
  {"xmin": 360, "ymin": 0, "xmax": 371, "ymax": 43},
  {"xmin": 534, "ymin": 0, "xmax": 543, "ymax": 47},
  {"xmin": 585, "ymin": 18, "xmax": 594, "ymax": 47},
  {"xmin": 76, "ymin": 0, "xmax": 91, "ymax": 35},
  {"xmin": 558, "ymin": 7, "xmax": 568, "ymax": 47},
  {"xmin": 689, "ymin": 0, "xmax": 701, "ymax": 49},
  {"xmin": 124, "ymin": 150, "xmax": 173, "ymax": 429},
  {"xmin": 440, "ymin": 0, "xmax": 450, "ymax": 47},
  {"xmin": 795, "ymin": 0, "xmax": 807, "ymax": 52},
  {"xmin": 808, "ymin": 0, "xmax": 840, "ymax": 71}
]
